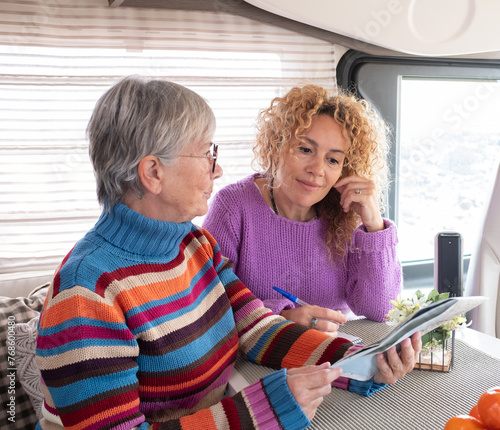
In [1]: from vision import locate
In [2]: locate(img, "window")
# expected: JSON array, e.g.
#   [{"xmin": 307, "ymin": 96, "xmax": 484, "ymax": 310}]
[
  {"xmin": 338, "ymin": 51, "xmax": 500, "ymax": 288},
  {"xmin": 0, "ymin": 2, "xmax": 337, "ymax": 292}
]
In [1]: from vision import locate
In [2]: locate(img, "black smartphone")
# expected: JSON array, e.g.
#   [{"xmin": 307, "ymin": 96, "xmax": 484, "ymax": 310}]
[{"xmin": 434, "ymin": 232, "xmax": 463, "ymax": 297}]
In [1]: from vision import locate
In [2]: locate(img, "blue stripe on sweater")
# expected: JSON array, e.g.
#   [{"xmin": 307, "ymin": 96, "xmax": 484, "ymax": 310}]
[
  {"xmin": 36, "ymin": 338, "xmax": 138, "ymax": 357},
  {"xmin": 47, "ymin": 368, "xmax": 138, "ymax": 407},
  {"xmin": 137, "ymin": 308, "xmax": 235, "ymax": 372},
  {"xmin": 246, "ymin": 320, "xmax": 291, "ymax": 362}
]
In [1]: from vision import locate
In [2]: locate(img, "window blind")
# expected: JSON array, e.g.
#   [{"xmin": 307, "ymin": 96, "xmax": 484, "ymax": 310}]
[{"xmin": 0, "ymin": 0, "xmax": 337, "ymax": 293}]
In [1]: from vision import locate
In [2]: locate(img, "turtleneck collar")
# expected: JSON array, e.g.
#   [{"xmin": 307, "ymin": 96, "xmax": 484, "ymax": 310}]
[{"xmin": 93, "ymin": 201, "xmax": 193, "ymax": 257}]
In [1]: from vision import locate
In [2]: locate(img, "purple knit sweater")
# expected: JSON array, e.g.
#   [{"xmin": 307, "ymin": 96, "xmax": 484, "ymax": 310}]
[{"xmin": 203, "ymin": 174, "xmax": 402, "ymax": 322}]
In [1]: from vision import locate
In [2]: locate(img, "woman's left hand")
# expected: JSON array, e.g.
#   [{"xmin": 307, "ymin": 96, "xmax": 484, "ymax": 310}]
[
  {"xmin": 334, "ymin": 175, "xmax": 384, "ymax": 232},
  {"xmin": 281, "ymin": 305, "xmax": 347, "ymax": 337},
  {"xmin": 373, "ymin": 332, "xmax": 422, "ymax": 384}
]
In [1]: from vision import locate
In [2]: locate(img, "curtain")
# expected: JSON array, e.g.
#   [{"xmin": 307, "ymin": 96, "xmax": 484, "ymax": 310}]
[{"xmin": 0, "ymin": 0, "xmax": 337, "ymax": 293}]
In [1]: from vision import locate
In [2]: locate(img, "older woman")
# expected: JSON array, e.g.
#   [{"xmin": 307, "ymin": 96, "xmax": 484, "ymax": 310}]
[
  {"xmin": 35, "ymin": 76, "xmax": 419, "ymax": 430},
  {"xmin": 203, "ymin": 85, "xmax": 400, "ymax": 335}
]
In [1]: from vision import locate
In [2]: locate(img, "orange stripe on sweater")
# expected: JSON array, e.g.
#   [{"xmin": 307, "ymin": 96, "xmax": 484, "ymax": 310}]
[
  {"xmin": 116, "ymin": 250, "xmax": 213, "ymax": 310},
  {"xmin": 119, "ymin": 276, "xmax": 190, "ymax": 308},
  {"xmin": 281, "ymin": 330, "xmax": 327, "ymax": 368},
  {"xmin": 228, "ymin": 287, "xmax": 251, "ymax": 304},
  {"xmin": 40, "ymin": 295, "xmax": 124, "ymax": 328},
  {"xmin": 64, "ymin": 398, "xmax": 140, "ymax": 430},
  {"xmin": 179, "ymin": 407, "xmax": 218, "ymax": 430}
]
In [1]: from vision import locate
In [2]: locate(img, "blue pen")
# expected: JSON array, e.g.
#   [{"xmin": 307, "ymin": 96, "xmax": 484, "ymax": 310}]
[
  {"xmin": 273, "ymin": 286, "xmax": 345, "ymax": 326},
  {"xmin": 273, "ymin": 286, "xmax": 311, "ymax": 307}
]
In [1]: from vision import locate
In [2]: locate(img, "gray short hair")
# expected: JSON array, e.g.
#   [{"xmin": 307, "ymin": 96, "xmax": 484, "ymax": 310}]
[{"xmin": 87, "ymin": 75, "xmax": 216, "ymax": 208}]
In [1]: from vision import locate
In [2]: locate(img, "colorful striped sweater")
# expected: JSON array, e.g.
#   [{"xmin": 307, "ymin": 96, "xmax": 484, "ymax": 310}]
[{"xmin": 35, "ymin": 202, "xmax": 382, "ymax": 430}]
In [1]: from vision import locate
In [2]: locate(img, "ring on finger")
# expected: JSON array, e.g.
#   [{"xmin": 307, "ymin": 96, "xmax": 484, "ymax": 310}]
[
  {"xmin": 355, "ymin": 188, "xmax": 361, "ymax": 194},
  {"xmin": 310, "ymin": 317, "xmax": 318, "ymax": 329}
]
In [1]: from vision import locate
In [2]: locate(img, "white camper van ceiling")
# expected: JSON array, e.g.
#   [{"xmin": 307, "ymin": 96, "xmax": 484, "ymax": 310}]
[{"xmin": 244, "ymin": 0, "xmax": 498, "ymax": 57}]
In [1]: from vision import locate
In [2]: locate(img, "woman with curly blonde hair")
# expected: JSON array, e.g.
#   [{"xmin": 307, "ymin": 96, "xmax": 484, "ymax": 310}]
[{"xmin": 204, "ymin": 84, "xmax": 401, "ymax": 334}]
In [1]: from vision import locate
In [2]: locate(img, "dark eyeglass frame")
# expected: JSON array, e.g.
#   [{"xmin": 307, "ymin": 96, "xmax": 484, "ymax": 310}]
[{"xmin": 179, "ymin": 143, "xmax": 218, "ymax": 173}]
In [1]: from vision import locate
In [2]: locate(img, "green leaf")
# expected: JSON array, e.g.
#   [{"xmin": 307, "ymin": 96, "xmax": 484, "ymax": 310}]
[
  {"xmin": 427, "ymin": 289, "xmax": 439, "ymax": 302},
  {"xmin": 430, "ymin": 331, "xmax": 444, "ymax": 343},
  {"xmin": 437, "ymin": 292, "xmax": 450, "ymax": 301},
  {"xmin": 421, "ymin": 332, "xmax": 432, "ymax": 345},
  {"xmin": 415, "ymin": 290, "xmax": 424, "ymax": 300},
  {"xmin": 422, "ymin": 329, "xmax": 450, "ymax": 347}
]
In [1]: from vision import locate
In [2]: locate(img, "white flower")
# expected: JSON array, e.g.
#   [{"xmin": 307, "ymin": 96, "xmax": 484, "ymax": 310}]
[{"xmin": 384, "ymin": 289, "xmax": 469, "ymax": 335}]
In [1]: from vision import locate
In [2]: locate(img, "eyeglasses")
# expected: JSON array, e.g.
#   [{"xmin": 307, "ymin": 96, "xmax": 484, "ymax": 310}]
[{"xmin": 179, "ymin": 143, "xmax": 218, "ymax": 173}]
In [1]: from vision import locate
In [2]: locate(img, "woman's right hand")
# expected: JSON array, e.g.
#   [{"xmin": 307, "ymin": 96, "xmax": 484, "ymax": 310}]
[
  {"xmin": 281, "ymin": 305, "xmax": 347, "ymax": 337},
  {"xmin": 286, "ymin": 363, "xmax": 342, "ymax": 421}
]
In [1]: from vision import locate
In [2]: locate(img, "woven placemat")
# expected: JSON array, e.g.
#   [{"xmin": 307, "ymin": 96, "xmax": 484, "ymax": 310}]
[{"xmin": 235, "ymin": 320, "xmax": 500, "ymax": 430}]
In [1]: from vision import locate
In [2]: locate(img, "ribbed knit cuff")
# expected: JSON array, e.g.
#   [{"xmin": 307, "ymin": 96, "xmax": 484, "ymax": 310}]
[
  {"xmin": 332, "ymin": 375, "xmax": 350, "ymax": 390},
  {"xmin": 262, "ymin": 369, "xmax": 311, "ymax": 430},
  {"xmin": 352, "ymin": 219, "xmax": 397, "ymax": 252},
  {"xmin": 348, "ymin": 377, "xmax": 387, "ymax": 397}
]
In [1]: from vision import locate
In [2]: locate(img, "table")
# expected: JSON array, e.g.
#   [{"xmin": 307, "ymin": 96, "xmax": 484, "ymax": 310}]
[
  {"xmin": 228, "ymin": 320, "xmax": 500, "ymax": 430},
  {"xmin": 455, "ymin": 328, "xmax": 500, "ymax": 359}
]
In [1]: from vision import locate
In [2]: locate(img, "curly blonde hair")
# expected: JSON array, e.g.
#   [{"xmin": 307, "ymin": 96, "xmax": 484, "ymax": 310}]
[{"xmin": 253, "ymin": 84, "xmax": 391, "ymax": 260}]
